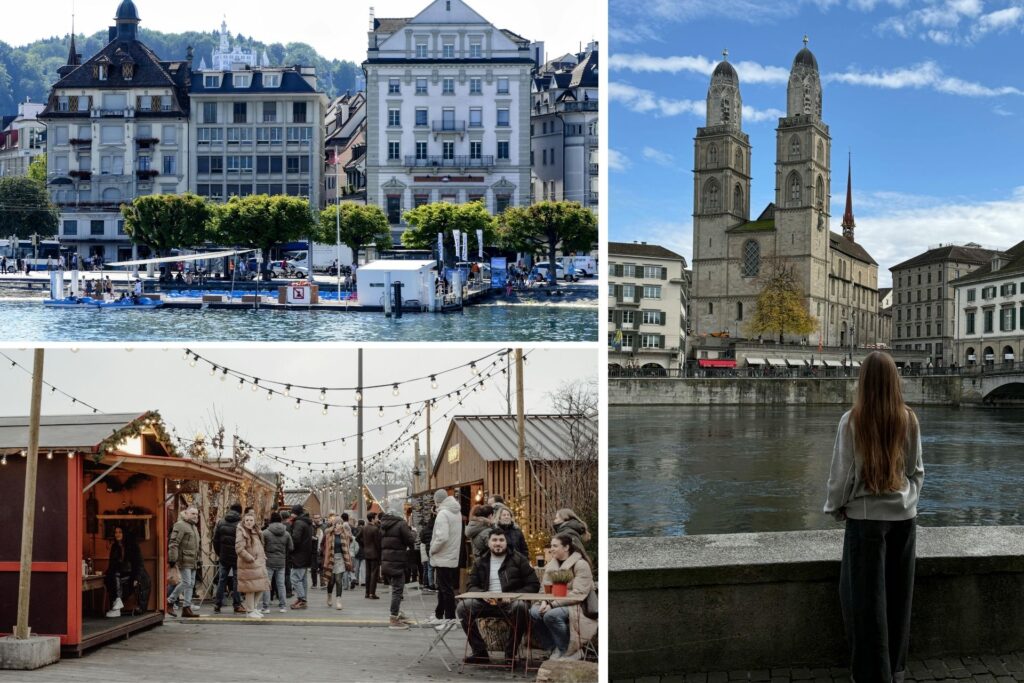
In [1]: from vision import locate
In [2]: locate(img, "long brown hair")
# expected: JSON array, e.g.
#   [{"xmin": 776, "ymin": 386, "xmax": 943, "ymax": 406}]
[{"xmin": 851, "ymin": 351, "xmax": 914, "ymax": 493}]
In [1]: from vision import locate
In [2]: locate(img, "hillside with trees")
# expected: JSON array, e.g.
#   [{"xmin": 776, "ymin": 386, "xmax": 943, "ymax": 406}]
[{"xmin": 0, "ymin": 28, "xmax": 361, "ymax": 113}]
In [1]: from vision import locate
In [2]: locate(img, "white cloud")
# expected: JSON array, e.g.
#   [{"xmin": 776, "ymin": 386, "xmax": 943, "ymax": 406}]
[
  {"xmin": 609, "ymin": 53, "xmax": 790, "ymax": 84},
  {"xmin": 825, "ymin": 61, "xmax": 1024, "ymax": 97},
  {"xmin": 973, "ymin": 6, "xmax": 1024, "ymax": 37},
  {"xmin": 876, "ymin": 0, "xmax": 1023, "ymax": 44},
  {"xmin": 609, "ymin": 149, "xmax": 632, "ymax": 172},
  {"xmin": 610, "ymin": 81, "xmax": 784, "ymax": 121},
  {"xmin": 642, "ymin": 147, "xmax": 676, "ymax": 166},
  {"xmin": 993, "ymin": 104, "xmax": 1014, "ymax": 116},
  {"xmin": 611, "ymin": 220, "xmax": 693, "ymax": 266}
]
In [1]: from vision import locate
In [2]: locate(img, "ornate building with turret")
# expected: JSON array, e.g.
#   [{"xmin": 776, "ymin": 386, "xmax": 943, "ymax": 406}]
[{"xmin": 690, "ymin": 40, "xmax": 882, "ymax": 349}]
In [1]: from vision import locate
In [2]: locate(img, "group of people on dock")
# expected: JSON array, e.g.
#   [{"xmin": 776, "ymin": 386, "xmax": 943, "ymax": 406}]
[{"xmin": 161, "ymin": 491, "xmax": 597, "ymax": 667}]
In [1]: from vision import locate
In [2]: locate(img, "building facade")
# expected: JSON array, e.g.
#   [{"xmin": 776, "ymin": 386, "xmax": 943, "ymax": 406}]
[
  {"xmin": 364, "ymin": 0, "xmax": 534, "ymax": 242},
  {"xmin": 952, "ymin": 241, "xmax": 1024, "ymax": 367},
  {"xmin": 324, "ymin": 91, "xmax": 367, "ymax": 206},
  {"xmin": 608, "ymin": 241, "xmax": 688, "ymax": 372},
  {"xmin": 0, "ymin": 100, "xmax": 46, "ymax": 178},
  {"xmin": 39, "ymin": 0, "xmax": 190, "ymax": 262},
  {"xmin": 189, "ymin": 22, "xmax": 327, "ymax": 208},
  {"xmin": 890, "ymin": 243, "xmax": 1001, "ymax": 366},
  {"xmin": 530, "ymin": 43, "xmax": 599, "ymax": 210},
  {"xmin": 690, "ymin": 43, "xmax": 881, "ymax": 349}
]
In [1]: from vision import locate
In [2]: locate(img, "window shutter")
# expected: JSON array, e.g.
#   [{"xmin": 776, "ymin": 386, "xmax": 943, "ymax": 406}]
[
  {"xmin": 661, "ymin": 267, "xmax": 668, "ymax": 280},
  {"xmin": 660, "ymin": 312, "xmax": 667, "ymax": 326},
  {"xmin": 614, "ymin": 264, "xmax": 623, "ymax": 277},
  {"xmin": 614, "ymin": 310, "xmax": 622, "ymax": 327},
  {"xmin": 634, "ymin": 287, "xmax": 642, "ymax": 303},
  {"xmin": 659, "ymin": 334, "xmax": 666, "ymax": 348},
  {"xmin": 615, "ymin": 285, "xmax": 622, "ymax": 302}
]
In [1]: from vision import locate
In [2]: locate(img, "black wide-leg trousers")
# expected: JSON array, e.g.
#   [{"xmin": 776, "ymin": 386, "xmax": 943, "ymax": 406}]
[{"xmin": 840, "ymin": 517, "xmax": 916, "ymax": 683}]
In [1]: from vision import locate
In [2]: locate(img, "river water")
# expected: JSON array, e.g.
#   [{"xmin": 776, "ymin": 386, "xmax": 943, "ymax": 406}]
[
  {"xmin": 609, "ymin": 404, "xmax": 1024, "ymax": 537},
  {"xmin": 0, "ymin": 300, "xmax": 597, "ymax": 342}
]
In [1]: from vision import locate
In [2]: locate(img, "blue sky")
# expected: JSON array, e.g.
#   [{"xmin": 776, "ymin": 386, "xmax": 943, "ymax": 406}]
[{"xmin": 609, "ymin": 0, "xmax": 1024, "ymax": 286}]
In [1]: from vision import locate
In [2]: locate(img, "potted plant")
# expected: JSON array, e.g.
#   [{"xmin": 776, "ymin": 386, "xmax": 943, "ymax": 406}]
[{"xmin": 547, "ymin": 569, "xmax": 573, "ymax": 597}]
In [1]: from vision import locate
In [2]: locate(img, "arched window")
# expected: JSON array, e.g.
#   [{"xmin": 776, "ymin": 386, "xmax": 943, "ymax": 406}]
[
  {"xmin": 703, "ymin": 178, "xmax": 719, "ymax": 212},
  {"xmin": 741, "ymin": 239, "xmax": 760, "ymax": 277},
  {"xmin": 737, "ymin": 301, "xmax": 744, "ymax": 320},
  {"xmin": 734, "ymin": 148, "xmax": 743, "ymax": 173},
  {"xmin": 707, "ymin": 144, "xmax": 718, "ymax": 168},
  {"xmin": 984, "ymin": 346, "xmax": 995, "ymax": 365},
  {"xmin": 101, "ymin": 187, "xmax": 122, "ymax": 202},
  {"xmin": 787, "ymin": 171, "xmax": 802, "ymax": 206},
  {"xmin": 816, "ymin": 140, "xmax": 824, "ymax": 161},
  {"xmin": 789, "ymin": 135, "xmax": 801, "ymax": 160},
  {"xmin": 1003, "ymin": 345, "xmax": 1014, "ymax": 363},
  {"xmin": 815, "ymin": 175, "xmax": 824, "ymax": 209},
  {"xmin": 733, "ymin": 184, "xmax": 743, "ymax": 215}
]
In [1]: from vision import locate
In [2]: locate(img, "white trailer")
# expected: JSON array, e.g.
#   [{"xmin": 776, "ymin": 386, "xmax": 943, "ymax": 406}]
[{"xmin": 356, "ymin": 260, "xmax": 438, "ymax": 310}]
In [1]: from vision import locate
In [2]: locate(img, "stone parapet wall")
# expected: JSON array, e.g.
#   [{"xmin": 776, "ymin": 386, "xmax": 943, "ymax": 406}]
[{"xmin": 609, "ymin": 526, "xmax": 1024, "ymax": 678}]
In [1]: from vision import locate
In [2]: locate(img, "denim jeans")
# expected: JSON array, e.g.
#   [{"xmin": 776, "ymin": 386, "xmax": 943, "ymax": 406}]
[
  {"xmin": 530, "ymin": 605, "xmax": 571, "ymax": 654},
  {"xmin": 263, "ymin": 568, "xmax": 287, "ymax": 609},
  {"xmin": 290, "ymin": 567, "xmax": 308, "ymax": 601},
  {"xmin": 168, "ymin": 567, "xmax": 196, "ymax": 608},
  {"xmin": 422, "ymin": 562, "xmax": 433, "ymax": 587},
  {"xmin": 383, "ymin": 568, "xmax": 404, "ymax": 616},
  {"xmin": 215, "ymin": 563, "xmax": 241, "ymax": 607},
  {"xmin": 352, "ymin": 558, "xmax": 363, "ymax": 585}
]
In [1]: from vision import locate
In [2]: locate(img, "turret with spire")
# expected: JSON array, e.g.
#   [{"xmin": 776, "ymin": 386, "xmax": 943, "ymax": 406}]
[{"xmin": 842, "ymin": 153, "xmax": 856, "ymax": 242}]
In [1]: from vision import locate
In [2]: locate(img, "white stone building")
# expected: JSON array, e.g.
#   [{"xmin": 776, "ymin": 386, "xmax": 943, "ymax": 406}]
[
  {"xmin": 324, "ymin": 92, "xmax": 367, "ymax": 206},
  {"xmin": 530, "ymin": 43, "xmax": 599, "ymax": 210},
  {"xmin": 608, "ymin": 241, "xmax": 688, "ymax": 372},
  {"xmin": 953, "ymin": 240, "xmax": 1024, "ymax": 368},
  {"xmin": 364, "ymin": 0, "xmax": 534, "ymax": 242},
  {"xmin": 0, "ymin": 100, "xmax": 46, "ymax": 178},
  {"xmin": 39, "ymin": 0, "xmax": 191, "ymax": 263}
]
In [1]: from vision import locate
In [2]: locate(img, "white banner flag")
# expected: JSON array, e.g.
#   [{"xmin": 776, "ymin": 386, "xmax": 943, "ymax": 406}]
[
  {"xmin": 476, "ymin": 229, "xmax": 484, "ymax": 259},
  {"xmin": 437, "ymin": 232, "xmax": 444, "ymax": 261},
  {"xmin": 452, "ymin": 230, "xmax": 461, "ymax": 260},
  {"xmin": 462, "ymin": 232, "xmax": 468, "ymax": 263}
]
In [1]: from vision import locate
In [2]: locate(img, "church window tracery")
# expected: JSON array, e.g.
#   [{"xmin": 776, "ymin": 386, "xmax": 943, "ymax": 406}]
[
  {"xmin": 787, "ymin": 171, "xmax": 802, "ymax": 206},
  {"xmin": 816, "ymin": 140, "xmax": 824, "ymax": 161},
  {"xmin": 815, "ymin": 175, "xmax": 824, "ymax": 209},
  {"xmin": 703, "ymin": 179, "xmax": 720, "ymax": 212},
  {"xmin": 734, "ymin": 148, "xmax": 743, "ymax": 172},
  {"xmin": 742, "ymin": 239, "xmax": 760, "ymax": 277},
  {"xmin": 789, "ymin": 135, "xmax": 801, "ymax": 160},
  {"xmin": 733, "ymin": 183, "xmax": 743, "ymax": 215},
  {"xmin": 707, "ymin": 144, "xmax": 718, "ymax": 168}
]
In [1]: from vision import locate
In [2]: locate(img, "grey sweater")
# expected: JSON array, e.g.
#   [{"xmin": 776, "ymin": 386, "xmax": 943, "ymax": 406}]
[{"xmin": 823, "ymin": 409, "xmax": 924, "ymax": 521}]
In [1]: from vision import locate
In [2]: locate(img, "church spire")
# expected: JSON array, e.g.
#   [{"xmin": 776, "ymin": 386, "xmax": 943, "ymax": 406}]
[
  {"xmin": 842, "ymin": 152, "xmax": 856, "ymax": 241},
  {"xmin": 67, "ymin": 10, "xmax": 79, "ymax": 66}
]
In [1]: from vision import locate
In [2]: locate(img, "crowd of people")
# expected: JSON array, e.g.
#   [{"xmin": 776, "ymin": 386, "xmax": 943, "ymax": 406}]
[{"xmin": 160, "ymin": 492, "xmax": 597, "ymax": 666}]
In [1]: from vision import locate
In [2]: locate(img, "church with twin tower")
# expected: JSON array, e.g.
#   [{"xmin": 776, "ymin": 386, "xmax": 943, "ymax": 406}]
[{"xmin": 690, "ymin": 39, "xmax": 882, "ymax": 349}]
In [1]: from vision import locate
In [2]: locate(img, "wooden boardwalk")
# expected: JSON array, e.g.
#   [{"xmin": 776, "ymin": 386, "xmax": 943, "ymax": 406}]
[{"xmin": 0, "ymin": 583, "xmax": 527, "ymax": 681}]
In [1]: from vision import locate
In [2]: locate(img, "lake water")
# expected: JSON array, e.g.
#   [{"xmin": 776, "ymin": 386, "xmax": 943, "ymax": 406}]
[
  {"xmin": 0, "ymin": 300, "xmax": 597, "ymax": 342},
  {"xmin": 609, "ymin": 404, "xmax": 1024, "ymax": 537}
]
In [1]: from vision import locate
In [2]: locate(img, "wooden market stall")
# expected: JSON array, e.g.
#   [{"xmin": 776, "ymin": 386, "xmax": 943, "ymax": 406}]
[
  {"xmin": 0, "ymin": 412, "xmax": 240, "ymax": 656},
  {"xmin": 429, "ymin": 414, "xmax": 598, "ymax": 560}
]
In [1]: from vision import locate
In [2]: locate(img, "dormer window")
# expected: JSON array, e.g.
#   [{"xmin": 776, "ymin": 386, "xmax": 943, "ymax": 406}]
[
  {"xmin": 263, "ymin": 74, "xmax": 281, "ymax": 88},
  {"xmin": 204, "ymin": 75, "xmax": 220, "ymax": 88},
  {"xmin": 233, "ymin": 74, "xmax": 250, "ymax": 88},
  {"xmin": 122, "ymin": 63, "xmax": 134, "ymax": 80},
  {"xmin": 58, "ymin": 96, "xmax": 70, "ymax": 112},
  {"xmin": 98, "ymin": 64, "xmax": 107, "ymax": 81}
]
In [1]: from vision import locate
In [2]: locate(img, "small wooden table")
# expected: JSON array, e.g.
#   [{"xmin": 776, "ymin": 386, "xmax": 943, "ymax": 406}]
[{"xmin": 83, "ymin": 573, "xmax": 105, "ymax": 616}]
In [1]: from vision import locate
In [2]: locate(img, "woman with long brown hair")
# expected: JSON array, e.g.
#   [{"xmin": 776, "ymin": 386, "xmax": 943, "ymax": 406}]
[{"xmin": 824, "ymin": 351, "xmax": 924, "ymax": 682}]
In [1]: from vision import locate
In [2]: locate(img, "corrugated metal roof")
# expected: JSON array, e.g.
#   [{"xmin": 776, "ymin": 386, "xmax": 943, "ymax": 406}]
[
  {"xmin": 436, "ymin": 415, "xmax": 596, "ymax": 473},
  {"xmin": 282, "ymin": 489, "xmax": 319, "ymax": 508},
  {"xmin": 0, "ymin": 413, "xmax": 149, "ymax": 450}
]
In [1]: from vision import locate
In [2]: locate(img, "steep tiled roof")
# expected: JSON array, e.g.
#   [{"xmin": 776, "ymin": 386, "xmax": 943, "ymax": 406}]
[
  {"xmin": 569, "ymin": 49, "xmax": 598, "ymax": 88},
  {"xmin": 53, "ymin": 39, "xmax": 178, "ymax": 90},
  {"xmin": 609, "ymin": 241, "xmax": 686, "ymax": 262},
  {"xmin": 190, "ymin": 69, "xmax": 317, "ymax": 94},
  {"xmin": 830, "ymin": 232, "xmax": 877, "ymax": 266},
  {"xmin": 890, "ymin": 243, "xmax": 1002, "ymax": 271},
  {"xmin": 951, "ymin": 240, "xmax": 1024, "ymax": 286},
  {"xmin": 373, "ymin": 17, "xmax": 411, "ymax": 34}
]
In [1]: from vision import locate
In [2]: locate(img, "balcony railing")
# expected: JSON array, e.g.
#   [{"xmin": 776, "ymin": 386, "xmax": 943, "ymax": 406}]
[
  {"xmin": 136, "ymin": 169, "xmax": 160, "ymax": 180},
  {"xmin": 560, "ymin": 101, "xmax": 598, "ymax": 113},
  {"xmin": 69, "ymin": 138, "xmax": 92, "ymax": 146},
  {"xmin": 135, "ymin": 137, "xmax": 160, "ymax": 147},
  {"xmin": 432, "ymin": 120, "xmax": 466, "ymax": 133},
  {"xmin": 69, "ymin": 170, "xmax": 92, "ymax": 180},
  {"xmin": 404, "ymin": 155, "xmax": 494, "ymax": 169}
]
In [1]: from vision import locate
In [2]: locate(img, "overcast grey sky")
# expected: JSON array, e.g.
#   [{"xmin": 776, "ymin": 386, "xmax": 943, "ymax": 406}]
[
  {"xmin": 3, "ymin": 0, "xmax": 603, "ymax": 65},
  {"xmin": 0, "ymin": 347, "xmax": 595, "ymax": 486}
]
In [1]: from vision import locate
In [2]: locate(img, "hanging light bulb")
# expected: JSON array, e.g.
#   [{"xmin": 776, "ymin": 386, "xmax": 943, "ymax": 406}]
[
  {"xmin": 479, "ymin": 381, "xmax": 486, "ymax": 392},
  {"xmin": 405, "ymin": 404, "xmax": 411, "ymax": 415},
  {"xmin": 21, "ymin": 450, "xmax": 27, "ymax": 458},
  {"xmin": 220, "ymin": 368, "xmax": 228, "ymax": 382},
  {"xmin": 284, "ymin": 384, "xmax": 292, "ymax": 397},
  {"xmin": 189, "ymin": 355, "xmax": 197, "ymax": 367},
  {"xmin": 392, "ymin": 383, "xmax": 400, "ymax": 397},
  {"xmin": 252, "ymin": 378, "xmax": 260, "ymax": 392},
  {"xmin": 355, "ymin": 390, "xmax": 362, "ymax": 403},
  {"xmin": 352, "ymin": 406, "xmax": 357, "ymax": 417},
  {"xmin": 294, "ymin": 399, "xmax": 301, "ymax": 410},
  {"xmin": 237, "ymin": 378, "xmax": 245, "ymax": 391},
  {"xmin": 470, "ymin": 362, "xmax": 478, "ymax": 375},
  {"xmin": 430, "ymin": 375, "xmax": 438, "ymax": 389},
  {"xmin": 319, "ymin": 388, "xmax": 326, "ymax": 401},
  {"xmin": 1, "ymin": 455, "xmax": 6, "ymax": 465},
  {"xmin": 209, "ymin": 365, "xmax": 218, "ymax": 376},
  {"xmin": 322, "ymin": 405, "xmax": 329, "ymax": 416},
  {"xmin": 68, "ymin": 451, "xmax": 75, "ymax": 459},
  {"xmin": 46, "ymin": 451, "xmax": 53, "ymax": 460},
  {"xmin": 266, "ymin": 389, "xmax": 273, "ymax": 401},
  {"xmin": 182, "ymin": 350, "xmax": 190, "ymax": 361},
  {"xmin": 378, "ymin": 406, "xmax": 384, "ymax": 417}
]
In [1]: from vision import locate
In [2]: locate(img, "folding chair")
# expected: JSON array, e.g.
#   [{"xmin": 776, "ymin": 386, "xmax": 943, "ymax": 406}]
[{"xmin": 407, "ymin": 577, "xmax": 459, "ymax": 672}]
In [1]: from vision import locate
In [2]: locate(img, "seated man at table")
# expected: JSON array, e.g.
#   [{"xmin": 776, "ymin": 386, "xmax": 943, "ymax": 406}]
[{"xmin": 457, "ymin": 527, "xmax": 540, "ymax": 664}]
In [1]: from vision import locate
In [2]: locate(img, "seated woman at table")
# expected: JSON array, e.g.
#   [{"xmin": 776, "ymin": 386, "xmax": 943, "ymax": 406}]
[
  {"xmin": 104, "ymin": 526, "xmax": 151, "ymax": 618},
  {"xmin": 530, "ymin": 533, "xmax": 597, "ymax": 661}
]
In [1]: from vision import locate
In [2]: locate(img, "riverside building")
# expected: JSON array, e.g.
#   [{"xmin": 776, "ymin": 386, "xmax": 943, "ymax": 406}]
[
  {"xmin": 689, "ymin": 41, "xmax": 882, "ymax": 350},
  {"xmin": 952, "ymin": 240, "xmax": 1024, "ymax": 368},
  {"xmin": 364, "ymin": 0, "xmax": 534, "ymax": 242},
  {"xmin": 39, "ymin": 0, "xmax": 190, "ymax": 262},
  {"xmin": 890, "ymin": 243, "xmax": 1001, "ymax": 366},
  {"xmin": 608, "ymin": 241, "xmax": 688, "ymax": 373},
  {"xmin": 0, "ymin": 100, "xmax": 46, "ymax": 178}
]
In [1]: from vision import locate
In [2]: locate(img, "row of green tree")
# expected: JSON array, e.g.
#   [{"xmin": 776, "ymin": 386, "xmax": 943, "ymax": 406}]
[
  {"xmin": 121, "ymin": 194, "xmax": 597, "ymax": 282},
  {"xmin": 0, "ymin": 28, "xmax": 360, "ymax": 113}
]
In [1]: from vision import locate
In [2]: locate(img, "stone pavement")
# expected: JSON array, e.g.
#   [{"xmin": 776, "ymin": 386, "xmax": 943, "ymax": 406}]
[
  {"xmin": 614, "ymin": 652, "xmax": 1024, "ymax": 683},
  {"xmin": 0, "ymin": 581, "xmax": 538, "ymax": 681}
]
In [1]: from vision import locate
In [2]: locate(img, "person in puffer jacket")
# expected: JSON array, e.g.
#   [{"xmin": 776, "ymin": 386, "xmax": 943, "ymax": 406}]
[
  {"xmin": 464, "ymin": 505, "xmax": 495, "ymax": 560},
  {"xmin": 429, "ymin": 490, "xmax": 463, "ymax": 623},
  {"xmin": 261, "ymin": 511, "xmax": 293, "ymax": 612},
  {"xmin": 379, "ymin": 511, "xmax": 417, "ymax": 629}
]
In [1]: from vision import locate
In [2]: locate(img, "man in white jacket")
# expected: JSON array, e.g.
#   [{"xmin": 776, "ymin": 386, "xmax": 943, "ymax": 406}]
[{"xmin": 427, "ymin": 489, "xmax": 462, "ymax": 628}]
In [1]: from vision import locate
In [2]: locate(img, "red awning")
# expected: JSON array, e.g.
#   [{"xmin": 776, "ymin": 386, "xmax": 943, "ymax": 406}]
[{"xmin": 698, "ymin": 359, "xmax": 737, "ymax": 368}]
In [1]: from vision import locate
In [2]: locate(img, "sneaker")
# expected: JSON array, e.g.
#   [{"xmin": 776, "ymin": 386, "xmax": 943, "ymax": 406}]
[
  {"xmin": 105, "ymin": 608, "xmax": 121, "ymax": 618},
  {"xmin": 213, "ymin": 605, "xmax": 222, "ymax": 614},
  {"xmin": 424, "ymin": 616, "xmax": 444, "ymax": 626},
  {"xmin": 548, "ymin": 650, "xmax": 563, "ymax": 661},
  {"xmin": 111, "ymin": 597, "xmax": 124, "ymax": 611},
  {"xmin": 327, "ymin": 596, "xmax": 334, "ymax": 607},
  {"xmin": 562, "ymin": 650, "xmax": 584, "ymax": 661},
  {"xmin": 335, "ymin": 602, "xmax": 343, "ymax": 610},
  {"xmin": 397, "ymin": 611, "xmax": 416, "ymax": 625},
  {"xmin": 246, "ymin": 611, "xmax": 262, "ymax": 619},
  {"xmin": 388, "ymin": 615, "xmax": 410, "ymax": 630},
  {"xmin": 435, "ymin": 619, "xmax": 457, "ymax": 632}
]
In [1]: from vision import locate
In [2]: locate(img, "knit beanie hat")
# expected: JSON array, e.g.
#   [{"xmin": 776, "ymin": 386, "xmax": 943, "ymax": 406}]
[{"xmin": 433, "ymin": 489, "xmax": 447, "ymax": 505}]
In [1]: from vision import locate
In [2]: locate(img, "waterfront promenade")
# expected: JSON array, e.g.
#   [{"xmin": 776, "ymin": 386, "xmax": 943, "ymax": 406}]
[{"xmin": 0, "ymin": 583, "xmax": 517, "ymax": 682}]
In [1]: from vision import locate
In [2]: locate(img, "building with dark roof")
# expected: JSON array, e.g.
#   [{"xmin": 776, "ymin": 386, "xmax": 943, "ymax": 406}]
[
  {"xmin": 364, "ymin": 0, "xmax": 534, "ymax": 242},
  {"xmin": 889, "ymin": 242, "xmax": 1003, "ymax": 366},
  {"xmin": 951, "ymin": 240, "xmax": 1024, "ymax": 368},
  {"xmin": 0, "ymin": 100, "xmax": 46, "ymax": 178},
  {"xmin": 691, "ymin": 41, "xmax": 883, "ymax": 351},
  {"xmin": 608, "ymin": 241, "xmax": 689, "ymax": 372},
  {"xmin": 39, "ymin": 0, "xmax": 191, "ymax": 263},
  {"xmin": 531, "ymin": 41, "xmax": 598, "ymax": 211},
  {"xmin": 324, "ymin": 91, "xmax": 367, "ymax": 212}
]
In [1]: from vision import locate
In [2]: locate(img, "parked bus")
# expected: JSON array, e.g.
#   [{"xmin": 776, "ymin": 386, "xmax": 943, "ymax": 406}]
[{"xmin": 0, "ymin": 237, "xmax": 70, "ymax": 270}]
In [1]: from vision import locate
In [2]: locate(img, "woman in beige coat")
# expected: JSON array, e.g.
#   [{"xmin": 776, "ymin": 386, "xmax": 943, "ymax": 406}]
[
  {"xmin": 235, "ymin": 512, "xmax": 270, "ymax": 618},
  {"xmin": 530, "ymin": 533, "xmax": 598, "ymax": 660}
]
